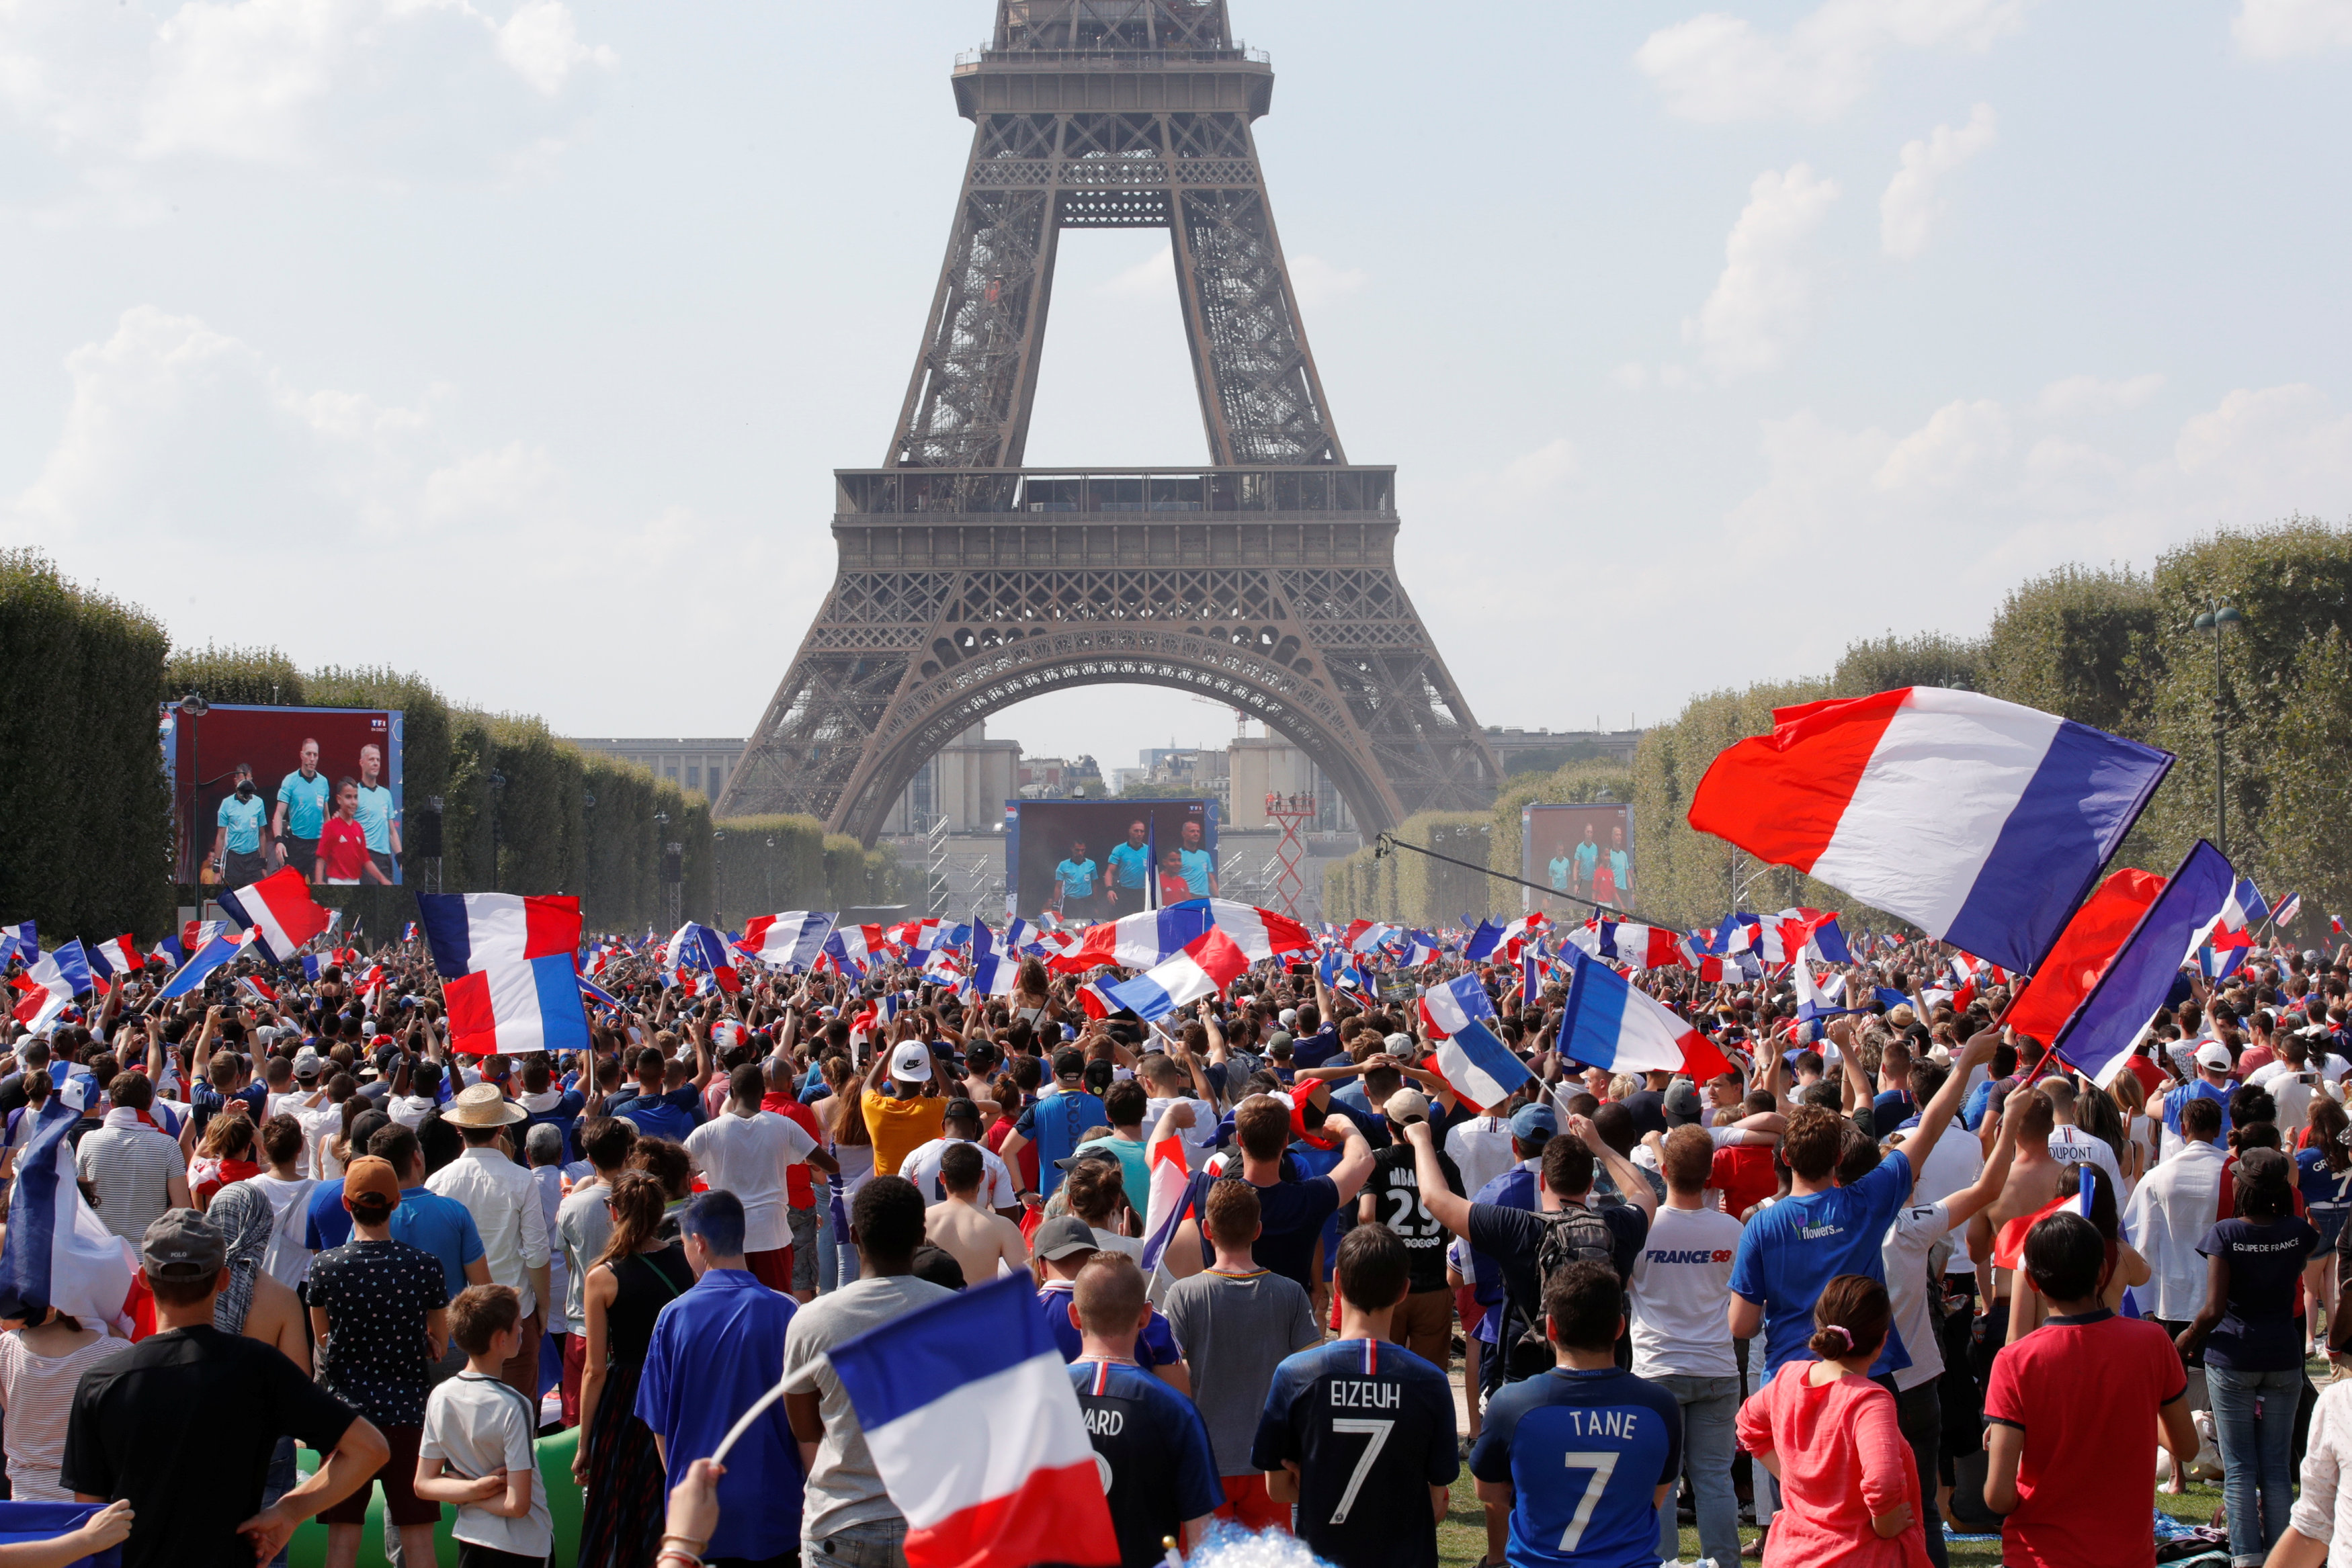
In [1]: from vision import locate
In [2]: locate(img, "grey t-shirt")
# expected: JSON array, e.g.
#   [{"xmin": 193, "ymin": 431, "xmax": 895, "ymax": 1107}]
[
  {"xmin": 555, "ymin": 1178, "xmax": 614, "ymax": 1326},
  {"xmin": 1160, "ymin": 1266, "xmax": 1320, "ymax": 1475},
  {"xmin": 781, "ymin": 1272, "xmax": 958, "ymax": 1538}
]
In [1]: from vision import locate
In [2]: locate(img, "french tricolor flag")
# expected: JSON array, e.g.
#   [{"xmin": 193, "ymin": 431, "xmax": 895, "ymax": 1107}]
[
  {"xmin": 216, "ymin": 867, "xmax": 333, "ymax": 963},
  {"xmin": 1140, "ymin": 1129, "xmax": 1210, "ymax": 1274},
  {"xmin": 159, "ymin": 934, "xmax": 241, "ymax": 1000},
  {"xmin": 2208, "ymin": 877, "xmax": 2268, "ymax": 951},
  {"xmin": 419, "ymin": 894, "xmax": 591, "ymax": 1056},
  {"xmin": 1556, "ymin": 947, "xmax": 1734, "ymax": 1080},
  {"xmin": 1075, "ymin": 979, "xmax": 1122, "ymax": 1020},
  {"xmin": 1103, "ymin": 928, "xmax": 1251, "ymax": 1023},
  {"xmin": 85, "ymin": 934, "xmax": 143, "ymax": 980},
  {"xmin": 829, "ymin": 1274, "xmax": 1118, "ymax": 1568},
  {"xmin": 577, "ymin": 972, "xmax": 625, "ymax": 1013},
  {"xmin": 9, "ymin": 944, "xmax": 87, "ymax": 1035},
  {"xmin": 1418, "ymin": 974, "xmax": 1533, "ymax": 1113},
  {"xmin": 2273, "ymin": 891, "xmax": 2302, "ymax": 928},
  {"xmin": 2048, "ymin": 841, "xmax": 2237, "ymax": 1084},
  {"xmin": 1052, "ymin": 900, "xmax": 1310, "ymax": 973},
  {"xmin": 663, "ymin": 923, "xmax": 742, "ymax": 994},
  {"xmin": 825, "ymin": 923, "xmax": 884, "ymax": 977},
  {"xmin": 1688, "ymin": 687, "xmax": 2173, "ymax": 975},
  {"xmin": 739, "ymin": 911, "xmax": 834, "ymax": 973},
  {"xmin": 0, "ymin": 922, "xmax": 34, "ymax": 967},
  {"xmin": 0, "ymin": 1103, "xmax": 136, "ymax": 1334}
]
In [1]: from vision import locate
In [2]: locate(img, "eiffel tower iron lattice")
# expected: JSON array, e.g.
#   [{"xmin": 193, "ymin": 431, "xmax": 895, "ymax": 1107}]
[{"xmin": 716, "ymin": 1, "xmax": 1499, "ymax": 842}]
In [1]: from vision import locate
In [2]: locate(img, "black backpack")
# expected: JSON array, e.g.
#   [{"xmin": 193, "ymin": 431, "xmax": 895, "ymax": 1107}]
[{"xmin": 1507, "ymin": 1205, "xmax": 1618, "ymax": 1379}]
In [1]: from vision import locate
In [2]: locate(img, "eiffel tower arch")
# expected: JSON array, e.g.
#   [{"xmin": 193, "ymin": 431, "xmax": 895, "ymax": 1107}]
[{"xmin": 716, "ymin": 1, "xmax": 1499, "ymax": 841}]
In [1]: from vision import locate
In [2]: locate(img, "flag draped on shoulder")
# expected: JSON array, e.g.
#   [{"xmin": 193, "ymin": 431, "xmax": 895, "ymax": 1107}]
[
  {"xmin": 827, "ymin": 1274, "xmax": 1119, "ymax": 1568},
  {"xmin": 216, "ymin": 867, "xmax": 333, "ymax": 963},
  {"xmin": 1686, "ymin": 686, "xmax": 2173, "ymax": 975},
  {"xmin": 419, "ymin": 894, "xmax": 591, "ymax": 1056},
  {"xmin": 0, "ymin": 1102, "xmax": 135, "ymax": 1334}
]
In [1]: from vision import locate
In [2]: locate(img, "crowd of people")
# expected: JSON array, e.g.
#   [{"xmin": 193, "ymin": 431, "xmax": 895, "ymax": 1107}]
[{"xmin": 3, "ymin": 912, "xmax": 2352, "ymax": 1568}]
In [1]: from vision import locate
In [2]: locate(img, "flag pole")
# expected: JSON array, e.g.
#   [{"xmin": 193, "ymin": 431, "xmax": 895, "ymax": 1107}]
[{"xmin": 1372, "ymin": 833, "xmax": 1685, "ymax": 934}]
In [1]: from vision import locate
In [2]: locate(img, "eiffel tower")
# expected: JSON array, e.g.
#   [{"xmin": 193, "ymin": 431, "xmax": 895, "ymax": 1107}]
[{"xmin": 716, "ymin": 0, "xmax": 1499, "ymax": 840}]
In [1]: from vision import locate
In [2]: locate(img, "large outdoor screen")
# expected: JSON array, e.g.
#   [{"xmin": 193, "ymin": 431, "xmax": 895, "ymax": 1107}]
[
  {"xmin": 161, "ymin": 703, "xmax": 405, "ymax": 887},
  {"xmin": 1522, "ymin": 801, "xmax": 1636, "ymax": 915},
  {"xmin": 1007, "ymin": 799, "xmax": 1218, "ymax": 920}
]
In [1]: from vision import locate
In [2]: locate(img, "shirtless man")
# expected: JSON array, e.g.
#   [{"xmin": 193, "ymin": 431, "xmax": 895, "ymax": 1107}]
[{"xmin": 921, "ymin": 1143, "xmax": 1030, "ymax": 1286}]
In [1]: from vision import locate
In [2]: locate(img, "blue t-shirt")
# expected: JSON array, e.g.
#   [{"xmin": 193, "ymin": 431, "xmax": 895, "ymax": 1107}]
[
  {"xmin": 609, "ymin": 1085, "xmax": 702, "ymax": 1143},
  {"xmin": 1251, "ymin": 1338, "xmax": 1460, "ymax": 1568},
  {"xmin": 1177, "ymin": 847, "xmax": 1213, "ymax": 896},
  {"xmin": 1039, "ymin": 1284, "xmax": 1183, "ymax": 1368},
  {"xmin": 1053, "ymin": 857, "xmax": 1097, "ymax": 899},
  {"xmin": 393, "ymin": 1186, "xmax": 487, "ymax": 1297},
  {"xmin": 521, "ymin": 1088, "xmax": 587, "ymax": 1162},
  {"xmin": 1468, "ymin": 1366, "xmax": 1682, "ymax": 1568},
  {"xmin": 216, "ymin": 793, "xmax": 266, "ymax": 853},
  {"xmin": 1548, "ymin": 855, "xmax": 1572, "ymax": 891},
  {"xmin": 2164, "ymin": 1079, "xmax": 2234, "ymax": 1143},
  {"xmin": 1017, "ymin": 1090, "xmax": 1106, "ymax": 1199},
  {"xmin": 1106, "ymin": 842, "xmax": 1151, "ymax": 890},
  {"xmin": 1070, "ymin": 1358, "xmax": 1222, "ymax": 1567},
  {"xmin": 635, "ymin": 1270, "xmax": 802, "ymax": 1559},
  {"xmin": 353, "ymin": 783, "xmax": 396, "ymax": 854},
  {"xmin": 1728, "ymin": 1151, "xmax": 1915, "ymax": 1379},
  {"xmin": 2297, "ymin": 1147, "xmax": 2352, "ymax": 1212},
  {"xmin": 277, "ymin": 770, "xmax": 331, "ymax": 838},
  {"xmin": 2197, "ymin": 1215, "xmax": 2321, "ymax": 1370},
  {"xmin": 1572, "ymin": 841, "xmax": 1599, "ymax": 881}
]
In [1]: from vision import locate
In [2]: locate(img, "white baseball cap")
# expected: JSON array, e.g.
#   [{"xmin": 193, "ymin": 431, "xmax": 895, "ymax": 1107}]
[
  {"xmin": 889, "ymin": 1041, "xmax": 933, "ymax": 1083},
  {"xmin": 2195, "ymin": 1040, "xmax": 2234, "ymax": 1072}
]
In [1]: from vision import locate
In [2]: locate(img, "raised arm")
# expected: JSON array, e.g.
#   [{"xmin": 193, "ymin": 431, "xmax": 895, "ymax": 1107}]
[
  {"xmin": 1400, "ymin": 1121, "xmax": 1473, "ymax": 1239},
  {"xmin": 1567, "ymin": 1113, "xmax": 1655, "ymax": 1221},
  {"xmin": 1904, "ymin": 1026, "xmax": 1999, "ymax": 1176}
]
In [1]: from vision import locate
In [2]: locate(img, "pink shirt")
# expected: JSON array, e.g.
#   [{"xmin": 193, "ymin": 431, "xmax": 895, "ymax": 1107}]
[{"xmin": 1736, "ymin": 1362, "xmax": 1928, "ymax": 1568}]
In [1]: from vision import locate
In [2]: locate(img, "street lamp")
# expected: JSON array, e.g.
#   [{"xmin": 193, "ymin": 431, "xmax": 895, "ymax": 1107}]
[{"xmin": 2191, "ymin": 602, "xmax": 2244, "ymax": 857}]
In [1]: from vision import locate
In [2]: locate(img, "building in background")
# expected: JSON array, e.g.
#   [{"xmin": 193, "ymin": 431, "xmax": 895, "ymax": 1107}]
[
  {"xmin": 1482, "ymin": 726, "xmax": 1642, "ymax": 773},
  {"xmin": 571, "ymin": 726, "xmax": 1019, "ymax": 835},
  {"xmin": 568, "ymin": 737, "xmax": 746, "ymax": 801}
]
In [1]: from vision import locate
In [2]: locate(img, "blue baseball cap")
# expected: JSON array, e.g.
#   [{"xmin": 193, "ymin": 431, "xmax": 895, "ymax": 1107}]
[{"xmin": 1508, "ymin": 1104, "xmax": 1557, "ymax": 1141}]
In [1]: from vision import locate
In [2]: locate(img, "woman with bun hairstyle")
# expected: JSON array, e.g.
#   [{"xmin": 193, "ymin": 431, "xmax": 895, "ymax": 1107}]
[{"xmin": 1734, "ymin": 1274, "xmax": 1927, "ymax": 1567}]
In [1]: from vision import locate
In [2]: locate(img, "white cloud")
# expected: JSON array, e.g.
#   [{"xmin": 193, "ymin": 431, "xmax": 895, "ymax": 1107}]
[
  {"xmin": 4, "ymin": 306, "xmax": 782, "ymax": 707},
  {"xmin": 2233, "ymin": 0, "xmax": 2352, "ymax": 58},
  {"xmin": 2033, "ymin": 372, "xmax": 2165, "ymax": 417},
  {"xmin": 0, "ymin": 0, "xmax": 613, "ymax": 189},
  {"xmin": 1288, "ymin": 254, "xmax": 1371, "ymax": 308},
  {"xmin": 1880, "ymin": 102, "xmax": 1997, "ymax": 259},
  {"xmin": 1635, "ymin": 0, "xmax": 2029, "ymax": 123},
  {"xmin": 1685, "ymin": 163, "xmax": 1841, "ymax": 380}
]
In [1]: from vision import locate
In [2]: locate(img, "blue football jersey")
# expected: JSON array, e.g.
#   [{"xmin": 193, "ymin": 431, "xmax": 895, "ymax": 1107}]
[
  {"xmin": 1467, "ymin": 1366, "xmax": 1681, "ymax": 1568},
  {"xmin": 1250, "ymin": 1338, "xmax": 1459, "ymax": 1568}
]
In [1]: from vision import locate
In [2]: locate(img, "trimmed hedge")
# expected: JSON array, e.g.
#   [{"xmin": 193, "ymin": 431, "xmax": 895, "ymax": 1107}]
[{"xmin": 0, "ymin": 553, "xmax": 173, "ymax": 939}]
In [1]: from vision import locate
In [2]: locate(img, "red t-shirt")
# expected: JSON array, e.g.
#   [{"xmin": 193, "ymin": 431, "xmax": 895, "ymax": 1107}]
[
  {"xmin": 1706, "ymin": 1143, "xmax": 1777, "ymax": 1220},
  {"xmin": 318, "ymin": 817, "xmax": 370, "ymax": 881},
  {"xmin": 763, "ymin": 1091, "xmax": 825, "ymax": 1207},
  {"xmin": 1982, "ymin": 1311, "xmax": 2185, "ymax": 1568}
]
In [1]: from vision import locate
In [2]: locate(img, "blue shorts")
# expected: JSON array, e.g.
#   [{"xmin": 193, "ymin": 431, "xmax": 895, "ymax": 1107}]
[{"xmin": 2312, "ymin": 1207, "xmax": 2348, "ymax": 1248}]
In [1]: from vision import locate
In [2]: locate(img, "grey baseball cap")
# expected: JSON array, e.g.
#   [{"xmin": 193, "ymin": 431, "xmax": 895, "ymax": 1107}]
[
  {"xmin": 1033, "ymin": 1215, "xmax": 1099, "ymax": 1261},
  {"xmin": 142, "ymin": 1209, "xmax": 226, "ymax": 1282}
]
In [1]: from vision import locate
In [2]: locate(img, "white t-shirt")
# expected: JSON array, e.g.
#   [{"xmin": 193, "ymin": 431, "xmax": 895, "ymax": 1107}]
[
  {"xmin": 246, "ymin": 1173, "xmax": 319, "ymax": 1290},
  {"xmin": 898, "ymin": 1136, "xmax": 1019, "ymax": 1210},
  {"xmin": 1143, "ymin": 1096, "xmax": 1220, "ymax": 1170},
  {"xmin": 1912, "ymin": 1125, "xmax": 1984, "ymax": 1270},
  {"xmin": 419, "ymin": 1372, "xmax": 553, "ymax": 1556},
  {"xmin": 2046, "ymin": 1127, "xmax": 2126, "ymax": 1207},
  {"xmin": 1882, "ymin": 1201, "xmax": 1954, "ymax": 1393},
  {"xmin": 1626, "ymin": 1204, "xmax": 1744, "ymax": 1380},
  {"xmin": 684, "ymin": 1110, "xmax": 820, "ymax": 1255},
  {"xmin": 1445, "ymin": 1115, "xmax": 1516, "ymax": 1203}
]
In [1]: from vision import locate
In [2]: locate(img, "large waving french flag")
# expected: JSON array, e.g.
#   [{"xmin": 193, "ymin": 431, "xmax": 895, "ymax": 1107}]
[
  {"xmin": 2049, "ymin": 841, "xmax": 2237, "ymax": 1085},
  {"xmin": 739, "ymin": 911, "xmax": 833, "ymax": 972},
  {"xmin": 1556, "ymin": 947, "xmax": 1734, "ymax": 1080},
  {"xmin": 1050, "ymin": 898, "xmax": 1310, "ymax": 973},
  {"xmin": 419, "ymin": 894, "xmax": 590, "ymax": 1056},
  {"xmin": 0, "ymin": 1102, "xmax": 136, "ymax": 1334},
  {"xmin": 0, "ymin": 921, "xmax": 34, "ymax": 967},
  {"xmin": 829, "ymin": 1274, "xmax": 1118, "ymax": 1568},
  {"xmin": 1687, "ymin": 687, "xmax": 2173, "ymax": 975},
  {"xmin": 85, "ymin": 934, "xmax": 144, "ymax": 980},
  {"xmin": 217, "ymin": 867, "xmax": 333, "ymax": 963},
  {"xmin": 9, "ymin": 945, "xmax": 85, "ymax": 1034},
  {"xmin": 158, "ymin": 932, "xmax": 241, "ymax": 1000},
  {"xmin": 1419, "ymin": 974, "xmax": 1533, "ymax": 1113},
  {"xmin": 1103, "ymin": 928, "xmax": 1251, "ymax": 1022}
]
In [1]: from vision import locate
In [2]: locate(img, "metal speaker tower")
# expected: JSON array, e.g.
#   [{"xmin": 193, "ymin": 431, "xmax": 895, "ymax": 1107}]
[{"xmin": 718, "ymin": 0, "xmax": 1499, "ymax": 842}]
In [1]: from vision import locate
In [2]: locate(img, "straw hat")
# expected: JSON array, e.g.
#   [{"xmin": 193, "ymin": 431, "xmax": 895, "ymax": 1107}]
[{"xmin": 444, "ymin": 1082, "xmax": 527, "ymax": 1127}]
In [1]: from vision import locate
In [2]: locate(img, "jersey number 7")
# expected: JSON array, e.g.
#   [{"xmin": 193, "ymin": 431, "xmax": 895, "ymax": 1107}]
[
  {"xmin": 1557, "ymin": 1451, "xmax": 1620, "ymax": 1552},
  {"xmin": 1326, "ymin": 1418, "xmax": 1394, "ymax": 1524}
]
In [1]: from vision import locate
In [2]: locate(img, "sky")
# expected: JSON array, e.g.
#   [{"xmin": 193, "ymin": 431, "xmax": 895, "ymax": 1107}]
[{"xmin": 5, "ymin": 0, "xmax": 2351, "ymax": 779}]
